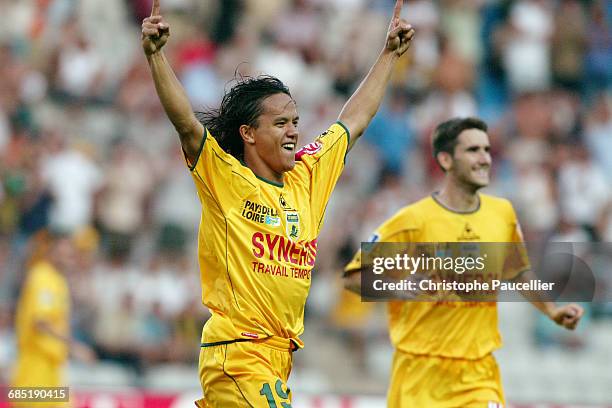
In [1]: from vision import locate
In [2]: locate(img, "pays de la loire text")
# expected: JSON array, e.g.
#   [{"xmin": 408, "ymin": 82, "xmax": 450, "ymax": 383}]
[{"xmin": 242, "ymin": 201, "xmax": 278, "ymax": 223}]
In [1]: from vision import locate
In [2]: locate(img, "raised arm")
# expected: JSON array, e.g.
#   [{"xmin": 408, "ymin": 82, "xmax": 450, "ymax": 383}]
[
  {"xmin": 338, "ymin": 0, "xmax": 415, "ymax": 150},
  {"xmin": 142, "ymin": 0, "xmax": 203, "ymax": 163}
]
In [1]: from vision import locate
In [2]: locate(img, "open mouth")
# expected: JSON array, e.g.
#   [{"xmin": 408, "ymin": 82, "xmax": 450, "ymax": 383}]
[
  {"xmin": 282, "ymin": 143, "xmax": 296, "ymax": 152},
  {"xmin": 474, "ymin": 168, "xmax": 489, "ymax": 177}
]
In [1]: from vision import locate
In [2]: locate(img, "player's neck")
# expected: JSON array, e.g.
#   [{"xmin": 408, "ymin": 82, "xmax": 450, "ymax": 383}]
[
  {"xmin": 436, "ymin": 180, "xmax": 480, "ymax": 213},
  {"xmin": 243, "ymin": 152, "xmax": 284, "ymax": 185}
]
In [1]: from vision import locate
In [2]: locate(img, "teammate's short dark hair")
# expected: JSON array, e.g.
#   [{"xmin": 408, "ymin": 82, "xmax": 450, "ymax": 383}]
[
  {"xmin": 432, "ymin": 117, "xmax": 488, "ymax": 165},
  {"xmin": 196, "ymin": 75, "xmax": 291, "ymax": 161}
]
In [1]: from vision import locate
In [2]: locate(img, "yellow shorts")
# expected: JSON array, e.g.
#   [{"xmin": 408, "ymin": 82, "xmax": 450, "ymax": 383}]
[
  {"xmin": 196, "ymin": 337, "xmax": 294, "ymax": 408},
  {"xmin": 387, "ymin": 350, "xmax": 505, "ymax": 408}
]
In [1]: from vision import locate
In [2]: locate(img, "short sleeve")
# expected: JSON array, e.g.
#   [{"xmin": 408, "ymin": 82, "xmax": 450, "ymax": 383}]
[
  {"xmin": 295, "ymin": 122, "xmax": 350, "ymax": 227},
  {"xmin": 344, "ymin": 208, "xmax": 419, "ymax": 276},
  {"xmin": 185, "ymin": 128, "xmax": 246, "ymax": 212}
]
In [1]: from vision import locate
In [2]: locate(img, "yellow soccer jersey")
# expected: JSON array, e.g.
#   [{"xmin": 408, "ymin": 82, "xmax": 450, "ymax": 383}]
[
  {"xmin": 13, "ymin": 261, "xmax": 70, "ymax": 387},
  {"xmin": 188, "ymin": 122, "xmax": 349, "ymax": 348},
  {"xmin": 345, "ymin": 194, "xmax": 529, "ymax": 359}
]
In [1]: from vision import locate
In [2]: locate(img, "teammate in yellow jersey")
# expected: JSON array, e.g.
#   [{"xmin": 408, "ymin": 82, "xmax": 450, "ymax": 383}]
[
  {"xmin": 141, "ymin": 0, "xmax": 415, "ymax": 406},
  {"xmin": 11, "ymin": 230, "xmax": 95, "ymax": 408},
  {"xmin": 344, "ymin": 117, "xmax": 585, "ymax": 408}
]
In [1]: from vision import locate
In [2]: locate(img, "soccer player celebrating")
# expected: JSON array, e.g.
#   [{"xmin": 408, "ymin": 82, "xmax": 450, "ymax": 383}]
[
  {"xmin": 141, "ymin": 0, "xmax": 414, "ymax": 406},
  {"xmin": 344, "ymin": 117, "xmax": 584, "ymax": 407}
]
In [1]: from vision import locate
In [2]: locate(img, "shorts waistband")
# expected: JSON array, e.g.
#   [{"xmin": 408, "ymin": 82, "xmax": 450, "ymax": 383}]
[
  {"xmin": 255, "ymin": 335, "xmax": 299, "ymax": 351},
  {"xmin": 201, "ymin": 336, "xmax": 298, "ymax": 351}
]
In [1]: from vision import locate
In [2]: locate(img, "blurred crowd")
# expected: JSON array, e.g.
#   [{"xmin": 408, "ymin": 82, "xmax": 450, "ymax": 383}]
[{"xmin": 0, "ymin": 0, "xmax": 611, "ymax": 388}]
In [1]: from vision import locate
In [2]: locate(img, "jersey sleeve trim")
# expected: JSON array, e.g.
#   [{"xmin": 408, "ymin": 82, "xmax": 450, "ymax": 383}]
[
  {"xmin": 335, "ymin": 120, "xmax": 350, "ymax": 162},
  {"xmin": 187, "ymin": 127, "xmax": 208, "ymax": 172},
  {"xmin": 336, "ymin": 120, "xmax": 350, "ymax": 144}
]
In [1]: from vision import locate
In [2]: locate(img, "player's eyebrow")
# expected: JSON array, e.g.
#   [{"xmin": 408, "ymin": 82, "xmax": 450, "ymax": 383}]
[
  {"xmin": 466, "ymin": 143, "xmax": 490, "ymax": 149},
  {"xmin": 273, "ymin": 114, "xmax": 299, "ymax": 122}
]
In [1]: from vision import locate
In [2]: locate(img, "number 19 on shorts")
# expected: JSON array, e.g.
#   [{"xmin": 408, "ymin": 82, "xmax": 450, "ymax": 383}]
[{"xmin": 260, "ymin": 379, "xmax": 291, "ymax": 408}]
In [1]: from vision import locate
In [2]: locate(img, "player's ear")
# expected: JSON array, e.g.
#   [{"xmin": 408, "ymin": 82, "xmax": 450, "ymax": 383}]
[
  {"xmin": 437, "ymin": 151, "xmax": 453, "ymax": 172},
  {"xmin": 239, "ymin": 124, "xmax": 255, "ymax": 145}
]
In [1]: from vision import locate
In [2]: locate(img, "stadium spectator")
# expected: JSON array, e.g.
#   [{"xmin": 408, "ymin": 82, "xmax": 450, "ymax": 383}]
[
  {"xmin": 41, "ymin": 132, "xmax": 103, "ymax": 234},
  {"xmin": 96, "ymin": 137, "xmax": 154, "ymax": 253}
]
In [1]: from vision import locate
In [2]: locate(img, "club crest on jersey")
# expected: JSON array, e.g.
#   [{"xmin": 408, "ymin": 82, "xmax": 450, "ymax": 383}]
[
  {"xmin": 458, "ymin": 223, "xmax": 480, "ymax": 241},
  {"xmin": 285, "ymin": 211, "xmax": 300, "ymax": 240}
]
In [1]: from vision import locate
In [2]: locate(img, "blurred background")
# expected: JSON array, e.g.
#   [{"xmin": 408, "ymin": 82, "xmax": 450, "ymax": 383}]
[{"xmin": 0, "ymin": 0, "xmax": 611, "ymax": 406}]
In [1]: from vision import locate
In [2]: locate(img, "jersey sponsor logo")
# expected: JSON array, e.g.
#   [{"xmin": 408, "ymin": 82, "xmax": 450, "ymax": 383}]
[
  {"xmin": 295, "ymin": 141, "xmax": 323, "ymax": 160},
  {"xmin": 265, "ymin": 215, "xmax": 281, "ymax": 226},
  {"xmin": 241, "ymin": 332, "xmax": 260, "ymax": 339},
  {"xmin": 487, "ymin": 402, "xmax": 503, "ymax": 408},
  {"xmin": 285, "ymin": 211, "xmax": 300, "ymax": 240},
  {"xmin": 241, "ymin": 200, "xmax": 280, "ymax": 226},
  {"xmin": 458, "ymin": 222, "xmax": 480, "ymax": 241},
  {"xmin": 252, "ymin": 232, "xmax": 317, "ymax": 267},
  {"xmin": 251, "ymin": 261, "xmax": 308, "ymax": 278}
]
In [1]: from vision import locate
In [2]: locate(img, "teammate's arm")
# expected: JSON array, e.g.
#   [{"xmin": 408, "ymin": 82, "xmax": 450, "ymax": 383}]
[
  {"xmin": 338, "ymin": 0, "xmax": 414, "ymax": 150},
  {"xmin": 35, "ymin": 320, "xmax": 97, "ymax": 362},
  {"xmin": 142, "ymin": 0, "xmax": 204, "ymax": 164},
  {"xmin": 512, "ymin": 270, "xmax": 584, "ymax": 330}
]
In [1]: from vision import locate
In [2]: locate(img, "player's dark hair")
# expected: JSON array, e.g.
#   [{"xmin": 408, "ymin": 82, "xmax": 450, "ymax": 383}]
[
  {"xmin": 195, "ymin": 75, "xmax": 292, "ymax": 161},
  {"xmin": 432, "ymin": 117, "xmax": 488, "ymax": 168}
]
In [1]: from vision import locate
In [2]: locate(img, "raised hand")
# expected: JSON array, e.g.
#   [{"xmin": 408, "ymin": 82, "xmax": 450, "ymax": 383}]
[
  {"xmin": 551, "ymin": 304, "xmax": 584, "ymax": 330},
  {"xmin": 385, "ymin": 0, "xmax": 415, "ymax": 57},
  {"xmin": 142, "ymin": 0, "xmax": 170, "ymax": 56}
]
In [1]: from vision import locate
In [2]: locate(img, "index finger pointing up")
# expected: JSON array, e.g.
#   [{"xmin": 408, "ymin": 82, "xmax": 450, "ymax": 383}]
[
  {"xmin": 392, "ymin": 0, "xmax": 403, "ymax": 22},
  {"xmin": 151, "ymin": 0, "xmax": 160, "ymax": 16}
]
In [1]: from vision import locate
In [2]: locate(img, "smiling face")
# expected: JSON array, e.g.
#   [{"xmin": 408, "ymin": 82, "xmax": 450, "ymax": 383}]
[
  {"xmin": 444, "ymin": 128, "xmax": 492, "ymax": 190},
  {"xmin": 242, "ymin": 93, "xmax": 299, "ymax": 181}
]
